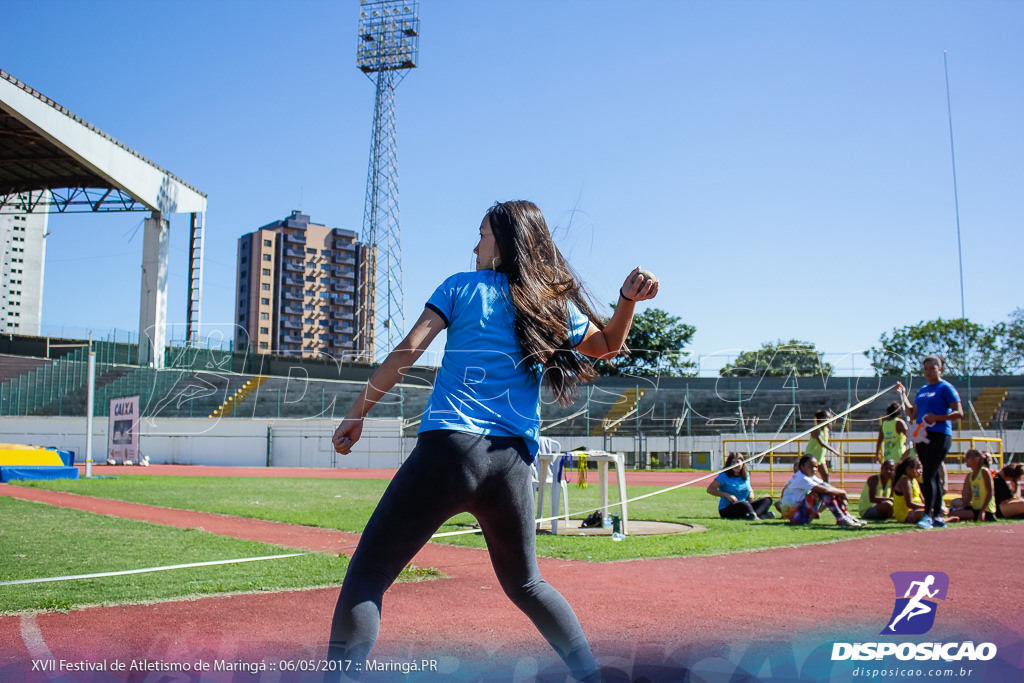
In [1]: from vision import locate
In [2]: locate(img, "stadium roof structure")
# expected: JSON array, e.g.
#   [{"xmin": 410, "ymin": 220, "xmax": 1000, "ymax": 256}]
[
  {"xmin": 0, "ymin": 68, "xmax": 206, "ymax": 215},
  {"xmin": 0, "ymin": 68, "xmax": 208, "ymax": 367}
]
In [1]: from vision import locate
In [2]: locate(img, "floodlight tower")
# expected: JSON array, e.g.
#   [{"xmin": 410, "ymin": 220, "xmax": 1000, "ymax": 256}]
[{"xmin": 355, "ymin": 0, "xmax": 419, "ymax": 361}]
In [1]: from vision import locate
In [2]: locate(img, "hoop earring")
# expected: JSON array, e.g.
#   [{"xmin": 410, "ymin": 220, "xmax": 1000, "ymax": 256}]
[{"xmin": 491, "ymin": 257, "xmax": 500, "ymax": 271}]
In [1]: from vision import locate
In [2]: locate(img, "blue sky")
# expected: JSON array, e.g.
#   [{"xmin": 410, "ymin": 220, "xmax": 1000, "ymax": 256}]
[{"xmin": 3, "ymin": 0, "xmax": 1021, "ymax": 374}]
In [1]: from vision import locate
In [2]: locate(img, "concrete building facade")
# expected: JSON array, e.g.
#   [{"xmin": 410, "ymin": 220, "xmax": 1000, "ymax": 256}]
[
  {"xmin": 235, "ymin": 210, "xmax": 370, "ymax": 360},
  {"xmin": 0, "ymin": 194, "xmax": 47, "ymax": 335}
]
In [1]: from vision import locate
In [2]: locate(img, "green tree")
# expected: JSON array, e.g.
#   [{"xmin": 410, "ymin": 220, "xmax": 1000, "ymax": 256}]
[
  {"xmin": 864, "ymin": 317, "xmax": 1014, "ymax": 376},
  {"xmin": 719, "ymin": 340, "xmax": 834, "ymax": 378},
  {"xmin": 987, "ymin": 308, "xmax": 1024, "ymax": 374},
  {"xmin": 593, "ymin": 307, "xmax": 697, "ymax": 377}
]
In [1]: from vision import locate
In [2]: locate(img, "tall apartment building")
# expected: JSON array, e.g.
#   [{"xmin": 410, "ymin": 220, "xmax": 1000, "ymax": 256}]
[
  {"xmin": 0, "ymin": 195, "xmax": 48, "ymax": 335},
  {"xmin": 234, "ymin": 210, "xmax": 370, "ymax": 360}
]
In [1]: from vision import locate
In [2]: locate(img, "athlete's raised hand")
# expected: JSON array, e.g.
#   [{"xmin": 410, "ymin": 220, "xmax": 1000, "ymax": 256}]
[{"xmin": 620, "ymin": 267, "xmax": 659, "ymax": 303}]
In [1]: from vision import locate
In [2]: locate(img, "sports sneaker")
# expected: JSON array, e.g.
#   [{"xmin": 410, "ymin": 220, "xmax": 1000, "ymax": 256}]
[
  {"xmin": 837, "ymin": 516, "xmax": 862, "ymax": 528},
  {"xmin": 932, "ymin": 516, "xmax": 947, "ymax": 528},
  {"xmin": 917, "ymin": 516, "xmax": 934, "ymax": 530}
]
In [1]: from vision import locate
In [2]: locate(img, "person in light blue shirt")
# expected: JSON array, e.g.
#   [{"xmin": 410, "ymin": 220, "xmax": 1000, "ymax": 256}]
[
  {"xmin": 419, "ymin": 269, "xmax": 591, "ymax": 460},
  {"xmin": 327, "ymin": 200, "xmax": 659, "ymax": 682},
  {"xmin": 895, "ymin": 355, "xmax": 963, "ymax": 530},
  {"xmin": 706, "ymin": 452, "xmax": 774, "ymax": 519}
]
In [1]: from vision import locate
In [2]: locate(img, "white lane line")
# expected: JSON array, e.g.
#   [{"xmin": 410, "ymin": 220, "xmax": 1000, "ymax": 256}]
[{"xmin": 20, "ymin": 613, "xmax": 54, "ymax": 660}]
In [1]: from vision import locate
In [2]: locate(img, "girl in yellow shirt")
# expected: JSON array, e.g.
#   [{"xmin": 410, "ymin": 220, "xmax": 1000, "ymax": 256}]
[
  {"xmin": 892, "ymin": 457, "xmax": 927, "ymax": 524},
  {"xmin": 807, "ymin": 409, "xmax": 840, "ymax": 482},
  {"xmin": 950, "ymin": 449, "xmax": 996, "ymax": 522},
  {"xmin": 874, "ymin": 401, "xmax": 909, "ymax": 464}
]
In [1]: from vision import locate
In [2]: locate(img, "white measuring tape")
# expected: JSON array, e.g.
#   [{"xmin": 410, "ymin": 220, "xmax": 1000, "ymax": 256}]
[
  {"xmin": 433, "ymin": 382, "xmax": 897, "ymax": 537},
  {"xmin": 0, "ymin": 553, "xmax": 309, "ymax": 587},
  {"xmin": 4, "ymin": 384, "xmax": 895, "ymax": 584}
]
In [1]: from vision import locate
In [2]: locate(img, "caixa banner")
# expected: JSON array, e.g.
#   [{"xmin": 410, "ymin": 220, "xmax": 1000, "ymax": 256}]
[{"xmin": 108, "ymin": 395, "xmax": 139, "ymax": 465}]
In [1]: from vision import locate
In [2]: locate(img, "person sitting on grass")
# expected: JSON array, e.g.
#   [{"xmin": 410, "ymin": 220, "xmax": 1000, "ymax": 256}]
[
  {"xmin": 994, "ymin": 463, "xmax": 1024, "ymax": 520},
  {"xmin": 858, "ymin": 459, "xmax": 896, "ymax": 522},
  {"xmin": 949, "ymin": 449, "xmax": 997, "ymax": 522},
  {"xmin": 778, "ymin": 455, "xmax": 864, "ymax": 528},
  {"xmin": 892, "ymin": 456, "xmax": 928, "ymax": 525},
  {"xmin": 706, "ymin": 452, "xmax": 775, "ymax": 520}
]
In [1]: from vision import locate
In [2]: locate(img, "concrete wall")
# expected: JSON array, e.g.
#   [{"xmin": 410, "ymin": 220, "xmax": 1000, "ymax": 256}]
[
  {"xmin": 1, "ymin": 416, "xmax": 1018, "ymax": 471},
  {"xmin": 0, "ymin": 416, "xmax": 408, "ymax": 469}
]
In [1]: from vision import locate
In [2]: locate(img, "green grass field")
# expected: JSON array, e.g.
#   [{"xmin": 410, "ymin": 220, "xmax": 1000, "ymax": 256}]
[
  {"xmin": 11, "ymin": 474, "xmax": 943, "ymax": 563},
  {"xmin": 0, "ymin": 495, "xmax": 435, "ymax": 615},
  {"xmin": 8, "ymin": 474, "xmax": 1015, "ymax": 613}
]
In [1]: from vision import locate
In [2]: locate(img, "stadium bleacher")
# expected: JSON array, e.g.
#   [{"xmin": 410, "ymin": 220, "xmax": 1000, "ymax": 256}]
[{"xmin": 0, "ymin": 334, "xmax": 1020, "ymax": 464}]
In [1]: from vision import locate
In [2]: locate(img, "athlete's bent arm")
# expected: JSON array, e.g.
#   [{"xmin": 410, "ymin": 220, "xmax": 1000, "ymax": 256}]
[
  {"xmin": 332, "ymin": 309, "xmax": 447, "ymax": 454},
  {"xmin": 922, "ymin": 401, "xmax": 963, "ymax": 426},
  {"xmin": 707, "ymin": 479, "xmax": 738, "ymax": 505},
  {"xmin": 575, "ymin": 267, "xmax": 658, "ymax": 360},
  {"xmin": 811, "ymin": 482, "xmax": 848, "ymax": 503},
  {"xmin": 895, "ymin": 382, "xmax": 916, "ymax": 422},
  {"xmin": 976, "ymin": 469, "xmax": 994, "ymax": 520}
]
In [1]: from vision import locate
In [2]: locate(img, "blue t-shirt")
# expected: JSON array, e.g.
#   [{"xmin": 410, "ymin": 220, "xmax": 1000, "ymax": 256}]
[
  {"xmin": 714, "ymin": 471, "xmax": 753, "ymax": 510},
  {"xmin": 420, "ymin": 270, "xmax": 591, "ymax": 460},
  {"xmin": 914, "ymin": 380, "xmax": 960, "ymax": 436}
]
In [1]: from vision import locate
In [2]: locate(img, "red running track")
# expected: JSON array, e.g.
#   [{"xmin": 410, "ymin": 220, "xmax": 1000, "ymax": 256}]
[{"xmin": 1, "ymin": 466, "xmax": 1020, "ymax": 682}]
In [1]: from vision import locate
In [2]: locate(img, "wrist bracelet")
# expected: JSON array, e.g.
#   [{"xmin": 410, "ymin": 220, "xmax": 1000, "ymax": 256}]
[{"xmin": 619, "ymin": 288, "xmax": 634, "ymax": 302}]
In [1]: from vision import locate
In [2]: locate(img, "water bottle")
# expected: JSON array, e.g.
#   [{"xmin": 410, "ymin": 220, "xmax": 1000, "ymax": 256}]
[
  {"xmin": 602, "ymin": 511, "xmax": 612, "ymax": 529},
  {"xmin": 611, "ymin": 515, "xmax": 624, "ymax": 540}
]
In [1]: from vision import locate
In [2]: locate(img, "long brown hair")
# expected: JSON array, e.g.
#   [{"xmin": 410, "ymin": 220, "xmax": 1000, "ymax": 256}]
[
  {"xmin": 486, "ymin": 200, "xmax": 601, "ymax": 406},
  {"xmin": 724, "ymin": 452, "xmax": 749, "ymax": 480}
]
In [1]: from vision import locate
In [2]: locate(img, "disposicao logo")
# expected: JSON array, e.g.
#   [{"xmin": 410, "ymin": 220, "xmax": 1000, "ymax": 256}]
[
  {"xmin": 831, "ymin": 571, "xmax": 998, "ymax": 663},
  {"xmin": 883, "ymin": 571, "xmax": 948, "ymax": 635}
]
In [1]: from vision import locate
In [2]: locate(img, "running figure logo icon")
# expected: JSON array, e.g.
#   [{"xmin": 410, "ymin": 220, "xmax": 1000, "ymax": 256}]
[{"xmin": 882, "ymin": 571, "xmax": 949, "ymax": 635}]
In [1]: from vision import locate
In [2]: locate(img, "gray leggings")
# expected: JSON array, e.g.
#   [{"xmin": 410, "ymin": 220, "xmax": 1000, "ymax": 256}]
[{"xmin": 327, "ymin": 430, "xmax": 598, "ymax": 680}]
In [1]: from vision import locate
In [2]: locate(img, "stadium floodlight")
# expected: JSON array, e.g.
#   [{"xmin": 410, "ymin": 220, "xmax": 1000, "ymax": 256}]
[
  {"xmin": 357, "ymin": 2, "xmax": 419, "ymax": 72},
  {"xmin": 354, "ymin": 0, "xmax": 419, "ymax": 361}
]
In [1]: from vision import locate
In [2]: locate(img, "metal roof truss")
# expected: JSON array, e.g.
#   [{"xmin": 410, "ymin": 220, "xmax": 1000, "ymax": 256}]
[{"xmin": 0, "ymin": 187, "xmax": 144, "ymax": 214}]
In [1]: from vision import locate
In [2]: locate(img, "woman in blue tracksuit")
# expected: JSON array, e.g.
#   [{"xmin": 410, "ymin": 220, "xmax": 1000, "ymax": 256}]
[
  {"xmin": 895, "ymin": 355, "xmax": 963, "ymax": 529},
  {"xmin": 327, "ymin": 200, "xmax": 658, "ymax": 681}
]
